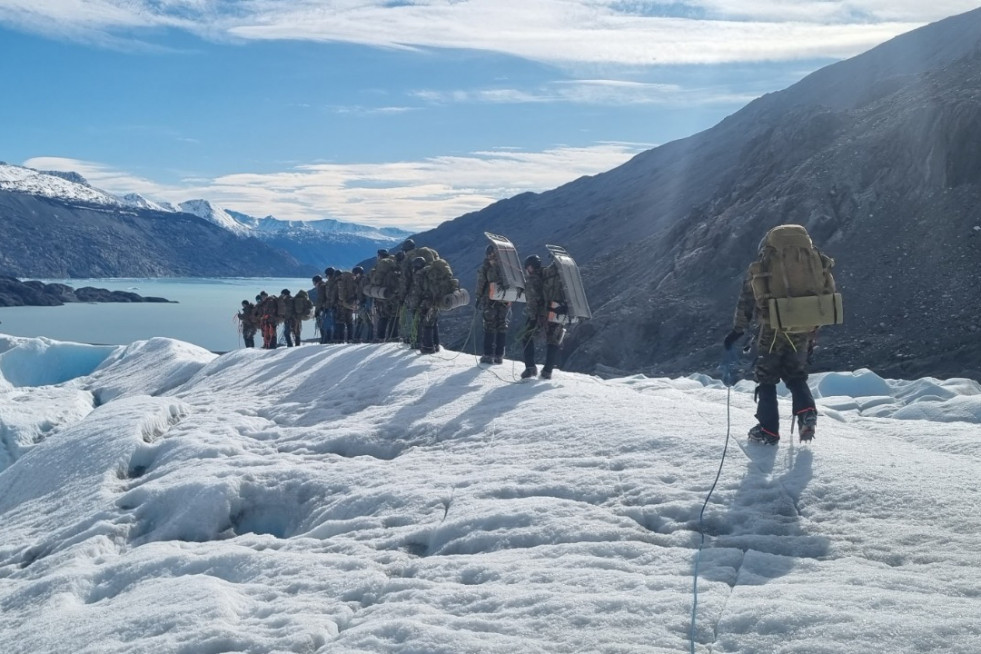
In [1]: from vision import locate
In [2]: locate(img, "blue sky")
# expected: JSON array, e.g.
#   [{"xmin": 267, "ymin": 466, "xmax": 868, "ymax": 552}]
[{"xmin": 1, "ymin": 1, "xmax": 977, "ymax": 230}]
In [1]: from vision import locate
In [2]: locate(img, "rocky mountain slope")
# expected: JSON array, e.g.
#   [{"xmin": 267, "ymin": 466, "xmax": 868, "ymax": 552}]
[
  {"xmin": 0, "ymin": 188, "xmax": 309, "ymax": 278},
  {"xmin": 414, "ymin": 7, "xmax": 981, "ymax": 381}
]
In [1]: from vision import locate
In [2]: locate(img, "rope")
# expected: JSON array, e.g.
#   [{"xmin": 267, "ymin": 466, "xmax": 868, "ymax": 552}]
[{"xmin": 689, "ymin": 382, "xmax": 734, "ymax": 653}]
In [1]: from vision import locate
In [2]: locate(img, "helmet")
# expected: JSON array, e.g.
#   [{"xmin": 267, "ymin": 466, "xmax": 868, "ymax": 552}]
[
  {"xmin": 259, "ymin": 291, "xmax": 268, "ymax": 298},
  {"xmin": 524, "ymin": 254, "xmax": 542, "ymax": 270},
  {"xmin": 325, "ymin": 266, "xmax": 335, "ymax": 276},
  {"xmin": 377, "ymin": 248, "xmax": 389, "ymax": 257},
  {"xmin": 412, "ymin": 256, "xmax": 426, "ymax": 270},
  {"xmin": 401, "ymin": 238, "xmax": 415, "ymax": 252},
  {"xmin": 242, "ymin": 299, "xmax": 250, "ymax": 306},
  {"xmin": 395, "ymin": 251, "xmax": 405, "ymax": 263},
  {"xmin": 255, "ymin": 294, "xmax": 262, "ymax": 302},
  {"xmin": 312, "ymin": 275, "xmax": 323, "ymax": 283},
  {"xmin": 485, "ymin": 244, "xmax": 495, "ymax": 256},
  {"xmin": 281, "ymin": 288, "xmax": 291, "ymax": 296},
  {"xmin": 352, "ymin": 266, "xmax": 364, "ymax": 275}
]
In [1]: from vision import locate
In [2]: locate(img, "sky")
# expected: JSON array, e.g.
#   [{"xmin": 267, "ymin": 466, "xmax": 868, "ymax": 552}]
[
  {"xmin": 0, "ymin": 333, "xmax": 979, "ymax": 653},
  {"xmin": 2, "ymin": 2, "xmax": 979, "ymax": 230}
]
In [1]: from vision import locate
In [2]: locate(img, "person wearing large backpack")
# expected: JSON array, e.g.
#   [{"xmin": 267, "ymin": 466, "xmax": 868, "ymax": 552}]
[
  {"xmin": 291, "ymin": 288, "xmax": 314, "ymax": 345},
  {"xmin": 398, "ymin": 239, "xmax": 440, "ymax": 345},
  {"xmin": 277, "ymin": 289, "xmax": 297, "ymax": 347},
  {"xmin": 368, "ymin": 250, "xmax": 401, "ymax": 341},
  {"xmin": 334, "ymin": 269, "xmax": 358, "ymax": 343},
  {"xmin": 724, "ymin": 224, "xmax": 841, "ymax": 445},
  {"xmin": 519, "ymin": 254, "xmax": 566, "ymax": 379},
  {"xmin": 237, "ymin": 299, "xmax": 258, "ymax": 348},
  {"xmin": 408, "ymin": 256, "xmax": 458, "ymax": 354},
  {"xmin": 475, "ymin": 244, "xmax": 510, "ymax": 364},
  {"xmin": 257, "ymin": 291, "xmax": 278, "ymax": 349}
]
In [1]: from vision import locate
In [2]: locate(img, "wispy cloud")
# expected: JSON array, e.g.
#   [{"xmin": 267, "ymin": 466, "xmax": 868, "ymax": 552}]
[
  {"xmin": 24, "ymin": 144, "xmax": 650, "ymax": 230},
  {"xmin": 2, "ymin": 1, "xmax": 977, "ymax": 65},
  {"xmin": 414, "ymin": 79, "xmax": 759, "ymax": 106}
]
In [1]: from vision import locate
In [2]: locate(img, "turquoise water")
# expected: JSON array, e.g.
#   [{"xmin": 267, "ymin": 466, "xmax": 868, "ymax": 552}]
[{"xmin": 0, "ymin": 278, "xmax": 313, "ymax": 352}]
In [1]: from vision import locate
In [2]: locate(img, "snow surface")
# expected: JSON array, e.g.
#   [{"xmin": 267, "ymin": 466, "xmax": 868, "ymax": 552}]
[{"xmin": 0, "ymin": 335, "xmax": 978, "ymax": 654}]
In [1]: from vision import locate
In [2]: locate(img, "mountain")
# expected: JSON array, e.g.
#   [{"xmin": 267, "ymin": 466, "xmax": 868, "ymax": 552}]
[
  {"xmin": 407, "ymin": 8, "xmax": 981, "ymax": 382},
  {"xmin": 0, "ymin": 164, "xmax": 309, "ymax": 278},
  {"xmin": 1, "ymin": 334, "xmax": 979, "ymax": 652},
  {"xmin": 227, "ymin": 210, "xmax": 412, "ymax": 269}
]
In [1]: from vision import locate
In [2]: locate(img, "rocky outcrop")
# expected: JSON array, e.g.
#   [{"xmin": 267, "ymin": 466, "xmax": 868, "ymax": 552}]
[{"xmin": 0, "ymin": 277, "xmax": 173, "ymax": 307}]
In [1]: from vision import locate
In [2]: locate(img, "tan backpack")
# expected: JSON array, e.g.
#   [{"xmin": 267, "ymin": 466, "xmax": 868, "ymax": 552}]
[{"xmin": 749, "ymin": 225, "xmax": 842, "ymax": 332}]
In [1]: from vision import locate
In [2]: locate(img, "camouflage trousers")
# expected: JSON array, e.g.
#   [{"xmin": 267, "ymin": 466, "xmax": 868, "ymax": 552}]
[
  {"xmin": 481, "ymin": 300, "xmax": 510, "ymax": 334},
  {"xmin": 753, "ymin": 328, "xmax": 815, "ymax": 436}
]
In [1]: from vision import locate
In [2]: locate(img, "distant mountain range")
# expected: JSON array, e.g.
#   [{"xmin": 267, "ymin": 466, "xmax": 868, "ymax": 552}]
[
  {"xmin": 414, "ymin": 7, "xmax": 981, "ymax": 382},
  {"xmin": 0, "ymin": 164, "xmax": 411, "ymax": 277}
]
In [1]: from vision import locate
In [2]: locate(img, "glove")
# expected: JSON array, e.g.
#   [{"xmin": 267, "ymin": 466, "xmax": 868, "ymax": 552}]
[
  {"xmin": 552, "ymin": 302, "xmax": 568, "ymax": 316},
  {"xmin": 723, "ymin": 329, "xmax": 743, "ymax": 350}
]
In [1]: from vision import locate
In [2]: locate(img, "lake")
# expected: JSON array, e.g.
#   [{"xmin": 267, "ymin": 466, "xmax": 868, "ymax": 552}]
[{"xmin": 0, "ymin": 278, "xmax": 315, "ymax": 352}]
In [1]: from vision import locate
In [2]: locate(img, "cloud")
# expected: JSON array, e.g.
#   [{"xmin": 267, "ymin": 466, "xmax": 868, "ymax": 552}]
[
  {"xmin": 23, "ymin": 144, "xmax": 649, "ymax": 230},
  {"xmin": 2, "ymin": 1, "xmax": 978, "ymax": 65},
  {"xmin": 413, "ymin": 79, "xmax": 759, "ymax": 106}
]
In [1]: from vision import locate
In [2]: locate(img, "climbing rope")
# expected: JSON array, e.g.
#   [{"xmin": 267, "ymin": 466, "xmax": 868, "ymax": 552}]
[{"xmin": 690, "ymin": 360, "xmax": 736, "ymax": 653}]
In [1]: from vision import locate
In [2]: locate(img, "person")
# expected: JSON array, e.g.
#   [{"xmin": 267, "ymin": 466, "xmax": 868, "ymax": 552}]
[
  {"xmin": 312, "ymin": 275, "xmax": 329, "ymax": 343},
  {"xmin": 724, "ymin": 224, "xmax": 838, "ymax": 444},
  {"xmin": 351, "ymin": 266, "xmax": 372, "ymax": 343},
  {"xmin": 519, "ymin": 254, "xmax": 566, "ymax": 379},
  {"xmin": 292, "ymin": 288, "xmax": 314, "ymax": 345},
  {"xmin": 334, "ymin": 269, "xmax": 358, "ymax": 343},
  {"xmin": 237, "ymin": 299, "xmax": 258, "ymax": 348},
  {"xmin": 368, "ymin": 249, "xmax": 401, "ymax": 341},
  {"xmin": 407, "ymin": 255, "xmax": 456, "ymax": 355},
  {"xmin": 256, "ymin": 291, "xmax": 278, "ymax": 349},
  {"xmin": 277, "ymin": 288, "xmax": 297, "ymax": 347},
  {"xmin": 398, "ymin": 239, "xmax": 439, "ymax": 345},
  {"xmin": 323, "ymin": 267, "xmax": 340, "ymax": 343},
  {"xmin": 475, "ymin": 243, "xmax": 509, "ymax": 364}
]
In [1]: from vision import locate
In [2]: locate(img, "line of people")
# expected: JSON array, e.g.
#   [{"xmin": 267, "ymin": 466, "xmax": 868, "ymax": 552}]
[{"xmin": 235, "ymin": 238, "xmax": 463, "ymax": 353}]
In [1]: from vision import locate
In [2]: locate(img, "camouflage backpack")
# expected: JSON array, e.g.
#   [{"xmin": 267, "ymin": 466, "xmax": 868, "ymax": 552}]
[
  {"xmin": 338, "ymin": 272, "xmax": 359, "ymax": 307},
  {"xmin": 749, "ymin": 224, "xmax": 842, "ymax": 332},
  {"xmin": 424, "ymin": 258, "xmax": 459, "ymax": 299},
  {"xmin": 293, "ymin": 290, "xmax": 314, "ymax": 320}
]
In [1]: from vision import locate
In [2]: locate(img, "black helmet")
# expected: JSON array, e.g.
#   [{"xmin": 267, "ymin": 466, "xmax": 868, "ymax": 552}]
[
  {"xmin": 412, "ymin": 256, "xmax": 426, "ymax": 270},
  {"xmin": 352, "ymin": 266, "xmax": 364, "ymax": 275},
  {"xmin": 395, "ymin": 251, "xmax": 405, "ymax": 262},
  {"xmin": 312, "ymin": 275, "xmax": 323, "ymax": 283},
  {"xmin": 259, "ymin": 291, "xmax": 268, "ymax": 298},
  {"xmin": 485, "ymin": 244, "xmax": 495, "ymax": 256},
  {"xmin": 325, "ymin": 266, "xmax": 335, "ymax": 276},
  {"xmin": 242, "ymin": 299, "xmax": 250, "ymax": 306},
  {"xmin": 281, "ymin": 288, "xmax": 291, "ymax": 296},
  {"xmin": 401, "ymin": 238, "xmax": 415, "ymax": 252},
  {"xmin": 377, "ymin": 248, "xmax": 389, "ymax": 257},
  {"xmin": 255, "ymin": 294, "xmax": 262, "ymax": 302},
  {"xmin": 524, "ymin": 254, "xmax": 542, "ymax": 270}
]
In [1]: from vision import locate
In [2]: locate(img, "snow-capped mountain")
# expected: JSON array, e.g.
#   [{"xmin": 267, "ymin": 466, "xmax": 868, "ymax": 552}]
[
  {"xmin": 0, "ymin": 162, "xmax": 122, "ymax": 208},
  {"xmin": 178, "ymin": 199, "xmax": 251, "ymax": 235},
  {"xmin": 120, "ymin": 193, "xmax": 175, "ymax": 213}
]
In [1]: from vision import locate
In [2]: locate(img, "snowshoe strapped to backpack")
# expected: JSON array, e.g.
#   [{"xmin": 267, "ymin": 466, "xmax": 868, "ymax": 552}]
[{"xmin": 749, "ymin": 224, "xmax": 842, "ymax": 332}]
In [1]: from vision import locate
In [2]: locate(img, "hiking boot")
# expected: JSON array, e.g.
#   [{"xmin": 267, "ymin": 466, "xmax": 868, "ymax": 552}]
[
  {"xmin": 479, "ymin": 355, "xmax": 493, "ymax": 364},
  {"xmin": 540, "ymin": 368, "xmax": 552, "ymax": 380},
  {"xmin": 748, "ymin": 424, "xmax": 780, "ymax": 445},
  {"xmin": 797, "ymin": 409, "xmax": 817, "ymax": 442},
  {"xmin": 492, "ymin": 357, "xmax": 503, "ymax": 365},
  {"xmin": 520, "ymin": 365, "xmax": 538, "ymax": 379}
]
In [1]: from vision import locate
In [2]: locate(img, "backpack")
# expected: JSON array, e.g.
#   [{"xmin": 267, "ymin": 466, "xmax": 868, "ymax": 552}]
[
  {"xmin": 293, "ymin": 290, "xmax": 314, "ymax": 320},
  {"xmin": 338, "ymin": 272, "xmax": 359, "ymax": 307},
  {"xmin": 749, "ymin": 224, "xmax": 842, "ymax": 332},
  {"xmin": 425, "ymin": 258, "xmax": 459, "ymax": 299}
]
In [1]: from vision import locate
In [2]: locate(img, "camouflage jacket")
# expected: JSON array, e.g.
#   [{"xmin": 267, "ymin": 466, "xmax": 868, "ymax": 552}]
[
  {"xmin": 475, "ymin": 256, "xmax": 504, "ymax": 301},
  {"xmin": 523, "ymin": 264, "xmax": 563, "ymax": 319}
]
